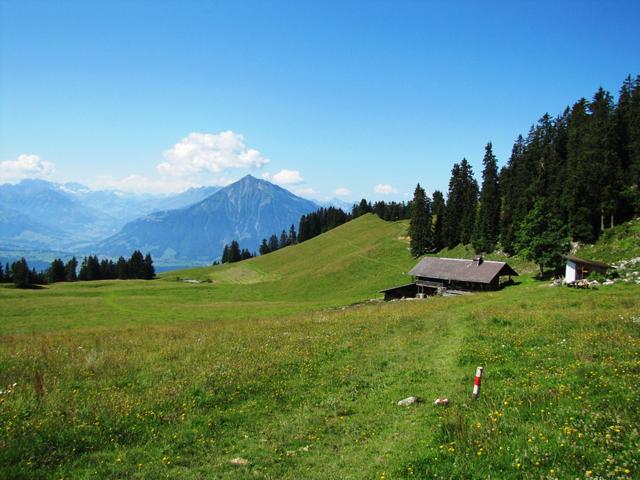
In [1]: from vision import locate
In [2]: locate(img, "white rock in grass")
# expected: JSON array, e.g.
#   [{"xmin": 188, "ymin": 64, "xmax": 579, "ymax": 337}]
[
  {"xmin": 229, "ymin": 458, "xmax": 249, "ymax": 466},
  {"xmin": 397, "ymin": 396, "xmax": 419, "ymax": 406}
]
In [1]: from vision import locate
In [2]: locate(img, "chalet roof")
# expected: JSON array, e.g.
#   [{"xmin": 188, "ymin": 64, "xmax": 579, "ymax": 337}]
[
  {"xmin": 563, "ymin": 255, "xmax": 610, "ymax": 269},
  {"xmin": 408, "ymin": 257, "xmax": 518, "ymax": 284}
]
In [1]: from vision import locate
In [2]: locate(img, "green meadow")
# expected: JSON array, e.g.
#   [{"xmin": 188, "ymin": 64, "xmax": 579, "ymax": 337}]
[{"xmin": 1, "ymin": 215, "xmax": 639, "ymax": 479}]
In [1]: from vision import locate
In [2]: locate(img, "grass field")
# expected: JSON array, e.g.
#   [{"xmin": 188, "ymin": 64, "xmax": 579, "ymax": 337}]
[{"xmin": 1, "ymin": 215, "xmax": 639, "ymax": 479}]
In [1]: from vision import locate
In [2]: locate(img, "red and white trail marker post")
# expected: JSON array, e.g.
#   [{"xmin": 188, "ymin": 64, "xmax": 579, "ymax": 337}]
[{"xmin": 472, "ymin": 366, "xmax": 484, "ymax": 400}]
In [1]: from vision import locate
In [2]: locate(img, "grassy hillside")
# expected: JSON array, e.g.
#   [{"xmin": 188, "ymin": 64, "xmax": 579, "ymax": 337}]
[
  {"xmin": 1, "ymin": 215, "xmax": 639, "ymax": 479},
  {"xmin": 0, "ymin": 215, "xmax": 412, "ymax": 334},
  {"xmin": 577, "ymin": 218, "xmax": 640, "ymax": 264},
  {"xmin": 164, "ymin": 213, "xmax": 414, "ymax": 300}
]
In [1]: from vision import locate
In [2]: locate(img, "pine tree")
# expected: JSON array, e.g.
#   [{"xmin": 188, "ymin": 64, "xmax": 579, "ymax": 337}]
[
  {"xmin": 408, "ymin": 183, "xmax": 432, "ymax": 257},
  {"xmin": 289, "ymin": 224, "xmax": 297, "ymax": 245},
  {"xmin": 268, "ymin": 235, "xmax": 279, "ymax": 253},
  {"xmin": 229, "ymin": 240, "xmax": 241, "ymax": 263},
  {"xmin": 47, "ymin": 258, "xmax": 66, "ymax": 283},
  {"xmin": 116, "ymin": 256, "xmax": 128, "ymax": 279},
  {"xmin": 221, "ymin": 244, "xmax": 230, "ymax": 263},
  {"xmin": 459, "ymin": 159, "xmax": 479, "ymax": 245},
  {"xmin": 78, "ymin": 257, "xmax": 89, "ymax": 281},
  {"xmin": 259, "ymin": 239, "xmax": 270, "ymax": 255},
  {"xmin": 616, "ymin": 75, "xmax": 640, "ymax": 216},
  {"xmin": 12, "ymin": 258, "xmax": 31, "ymax": 288},
  {"xmin": 100, "ymin": 259, "xmax": 116, "ymax": 279},
  {"xmin": 87, "ymin": 255, "xmax": 101, "ymax": 280},
  {"xmin": 128, "ymin": 250, "xmax": 145, "ymax": 279},
  {"xmin": 65, "ymin": 257, "xmax": 78, "ymax": 281},
  {"xmin": 0, "ymin": 262, "xmax": 4, "ymax": 283},
  {"xmin": 298, "ymin": 215, "xmax": 309, "ymax": 243},
  {"xmin": 444, "ymin": 163, "xmax": 462, "ymax": 248},
  {"xmin": 499, "ymin": 136, "xmax": 525, "ymax": 254},
  {"xmin": 473, "ymin": 143, "xmax": 501, "ymax": 253},
  {"xmin": 588, "ymin": 88, "xmax": 623, "ymax": 232},
  {"xmin": 565, "ymin": 99, "xmax": 596, "ymax": 241},
  {"xmin": 143, "ymin": 253, "xmax": 155, "ymax": 279},
  {"xmin": 431, "ymin": 190, "xmax": 445, "ymax": 251},
  {"xmin": 279, "ymin": 230, "xmax": 289, "ymax": 249}
]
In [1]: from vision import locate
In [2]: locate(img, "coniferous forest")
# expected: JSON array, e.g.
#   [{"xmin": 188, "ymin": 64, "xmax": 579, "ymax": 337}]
[
  {"xmin": 1, "ymin": 250, "xmax": 155, "ymax": 288},
  {"xmin": 406, "ymin": 74, "xmax": 640, "ymax": 273}
]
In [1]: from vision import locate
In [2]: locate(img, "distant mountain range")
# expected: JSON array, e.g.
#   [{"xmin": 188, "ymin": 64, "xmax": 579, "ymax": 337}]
[
  {"xmin": 0, "ymin": 175, "xmax": 326, "ymax": 268},
  {"xmin": 0, "ymin": 179, "xmax": 220, "ymax": 252},
  {"xmin": 95, "ymin": 175, "xmax": 319, "ymax": 265}
]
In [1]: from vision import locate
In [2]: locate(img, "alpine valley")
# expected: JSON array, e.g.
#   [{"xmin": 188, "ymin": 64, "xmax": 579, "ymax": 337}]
[{"xmin": 0, "ymin": 176, "xmax": 321, "ymax": 269}]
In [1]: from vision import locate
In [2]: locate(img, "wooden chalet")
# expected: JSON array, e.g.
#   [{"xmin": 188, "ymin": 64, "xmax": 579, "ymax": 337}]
[
  {"xmin": 380, "ymin": 256, "xmax": 518, "ymax": 300},
  {"xmin": 563, "ymin": 255, "xmax": 609, "ymax": 283}
]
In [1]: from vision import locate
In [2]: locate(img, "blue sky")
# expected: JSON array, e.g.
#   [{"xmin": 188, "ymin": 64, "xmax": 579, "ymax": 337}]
[{"xmin": 1, "ymin": 0, "xmax": 639, "ymax": 201}]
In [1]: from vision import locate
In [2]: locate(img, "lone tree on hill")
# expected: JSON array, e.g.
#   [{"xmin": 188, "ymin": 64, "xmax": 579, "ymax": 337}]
[
  {"xmin": 409, "ymin": 183, "xmax": 432, "ymax": 257},
  {"xmin": 516, "ymin": 199, "xmax": 570, "ymax": 277}
]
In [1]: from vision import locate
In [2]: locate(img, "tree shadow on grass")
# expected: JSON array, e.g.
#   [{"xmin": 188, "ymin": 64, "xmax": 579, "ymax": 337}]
[{"xmin": 14, "ymin": 284, "xmax": 47, "ymax": 290}]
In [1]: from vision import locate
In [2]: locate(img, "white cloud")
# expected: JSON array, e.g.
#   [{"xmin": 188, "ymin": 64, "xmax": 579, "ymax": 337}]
[
  {"xmin": 91, "ymin": 174, "xmax": 199, "ymax": 194},
  {"xmin": 272, "ymin": 169, "xmax": 303, "ymax": 185},
  {"xmin": 0, "ymin": 154, "xmax": 55, "ymax": 182},
  {"xmin": 293, "ymin": 186, "xmax": 316, "ymax": 196},
  {"xmin": 374, "ymin": 184, "xmax": 398, "ymax": 195},
  {"xmin": 262, "ymin": 169, "xmax": 304, "ymax": 185},
  {"xmin": 157, "ymin": 131, "xmax": 270, "ymax": 176},
  {"xmin": 334, "ymin": 187, "xmax": 351, "ymax": 197}
]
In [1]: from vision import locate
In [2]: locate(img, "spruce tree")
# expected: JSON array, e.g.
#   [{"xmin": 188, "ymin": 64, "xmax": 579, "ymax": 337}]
[
  {"xmin": 229, "ymin": 240, "xmax": 241, "ymax": 263},
  {"xmin": 279, "ymin": 230, "xmax": 289, "ymax": 249},
  {"xmin": 47, "ymin": 258, "xmax": 66, "ymax": 283},
  {"xmin": 565, "ymin": 99, "xmax": 596, "ymax": 241},
  {"xmin": 298, "ymin": 215, "xmax": 309, "ymax": 243},
  {"xmin": 78, "ymin": 257, "xmax": 89, "ymax": 281},
  {"xmin": 473, "ymin": 143, "xmax": 501, "ymax": 253},
  {"xmin": 499, "ymin": 136, "xmax": 526, "ymax": 254},
  {"xmin": 588, "ymin": 88, "xmax": 623, "ymax": 232},
  {"xmin": 87, "ymin": 255, "xmax": 102, "ymax": 280},
  {"xmin": 12, "ymin": 258, "xmax": 31, "ymax": 288},
  {"xmin": 408, "ymin": 183, "xmax": 432, "ymax": 257},
  {"xmin": 65, "ymin": 257, "xmax": 78, "ymax": 281},
  {"xmin": 116, "ymin": 256, "xmax": 128, "ymax": 279},
  {"xmin": 221, "ymin": 244, "xmax": 230, "ymax": 263},
  {"xmin": 431, "ymin": 190, "xmax": 445, "ymax": 251},
  {"xmin": 444, "ymin": 163, "xmax": 462, "ymax": 248},
  {"xmin": 143, "ymin": 253, "xmax": 155, "ymax": 279},
  {"xmin": 268, "ymin": 235, "xmax": 279, "ymax": 252},
  {"xmin": 461, "ymin": 159, "xmax": 479, "ymax": 245},
  {"xmin": 259, "ymin": 239, "xmax": 270, "ymax": 255},
  {"xmin": 289, "ymin": 224, "xmax": 297, "ymax": 245},
  {"xmin": 128, "ymin": 250, "xmax": 145, "ymax": 278},
  {"xmin": 616, "ymin": 75, "xmax": 640, "ymax": 216}
]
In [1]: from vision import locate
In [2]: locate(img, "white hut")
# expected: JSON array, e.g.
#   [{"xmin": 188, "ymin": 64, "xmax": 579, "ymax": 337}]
[{"xmin": 564, "ymin": 255, "xmax": 609, "ymax": 283}]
